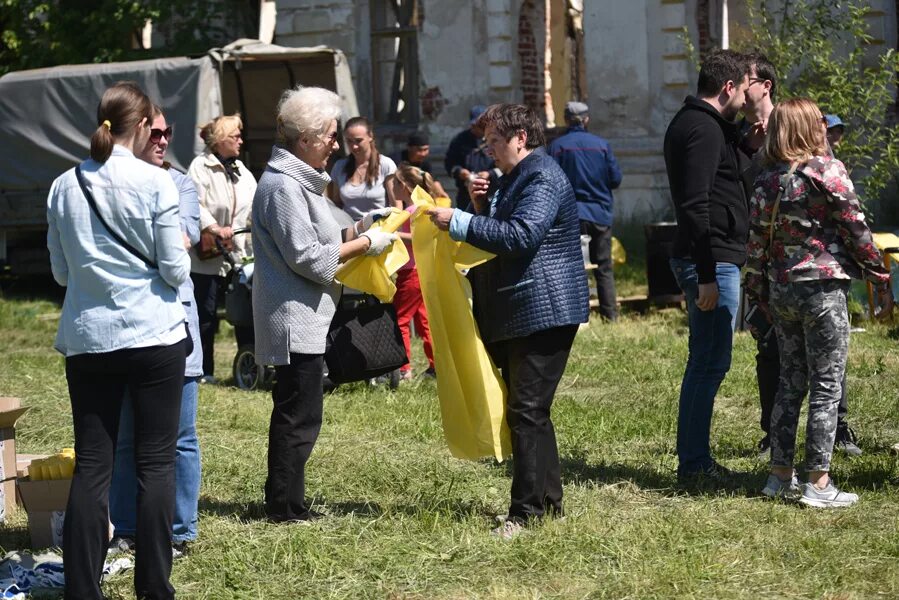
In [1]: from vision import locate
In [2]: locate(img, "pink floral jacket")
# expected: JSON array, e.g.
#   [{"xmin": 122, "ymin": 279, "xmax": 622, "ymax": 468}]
[{"xmin": 744, "ymin": 155, "xmax": 888, "ymax": 303}]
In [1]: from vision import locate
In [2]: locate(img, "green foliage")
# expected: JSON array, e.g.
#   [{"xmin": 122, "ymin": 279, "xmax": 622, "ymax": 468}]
[
  {"xmin": 737, "ymin": 0, "xmax": 899, "ymax": 216},
  {"xmin": 0, "ymin": 0, "xmax": 259, "ymax": 77}
]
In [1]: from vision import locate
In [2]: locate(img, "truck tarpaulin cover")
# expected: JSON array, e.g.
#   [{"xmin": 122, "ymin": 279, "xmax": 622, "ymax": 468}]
[{"xmin": 0, "ymin": 57, "xmax": 221, "ymax": 190}]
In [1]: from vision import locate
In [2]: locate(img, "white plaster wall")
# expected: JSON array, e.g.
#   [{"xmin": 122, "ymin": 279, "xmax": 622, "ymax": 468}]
[
  {"xmin": 417, "ymin": 0, "xmax": 521, "ymax": 148},
  {"xmin": 583, "ymin": 0, "xmax": 651, "ymax": 138}
]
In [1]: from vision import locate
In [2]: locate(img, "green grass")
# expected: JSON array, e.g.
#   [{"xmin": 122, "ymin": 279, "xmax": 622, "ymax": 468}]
[{"xmin": 2, "ymin": 280, "xmax": 899, "ymax": 599}]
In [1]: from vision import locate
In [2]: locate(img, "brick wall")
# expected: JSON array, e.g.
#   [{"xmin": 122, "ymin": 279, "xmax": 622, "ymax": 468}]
[
  {"xmin": 696, "ymin": 0, "xmax": 711, "ymax": 58},
  {"xmin": 517, "ymin": 0, "xmax": 543, "ymax": 114}
]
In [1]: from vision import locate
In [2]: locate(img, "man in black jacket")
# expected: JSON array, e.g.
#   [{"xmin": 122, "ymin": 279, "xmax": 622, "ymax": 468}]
[{"xmin": 664, "ymin": 49, "xmax": 750, "ymax": 481}]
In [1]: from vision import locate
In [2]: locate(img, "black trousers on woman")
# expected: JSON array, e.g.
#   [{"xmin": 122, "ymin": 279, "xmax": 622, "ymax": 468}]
[
  {"xmin": 486, "ymin": 325, "xmax": 578, "ymax": 523},
  {"xmin": 63, "ymin": 343, "xmax": 185, "ymax": 600},
  {"xmin": 192, "ymin": 272, "xmax": 254, "ymax": 378},
  {"xmin": 265, "ymin": 353, "xmax": 324, "ymax": 521}
]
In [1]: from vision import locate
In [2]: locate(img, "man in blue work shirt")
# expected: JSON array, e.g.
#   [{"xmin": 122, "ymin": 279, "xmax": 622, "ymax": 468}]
[{"xmin": 548, "ymin": 101, "xmax": 623, "ymax": 321}]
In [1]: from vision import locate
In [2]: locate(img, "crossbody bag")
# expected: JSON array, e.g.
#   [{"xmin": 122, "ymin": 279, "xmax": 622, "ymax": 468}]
[{"xmin": 74, "ymin": 165, "xmax": 193, "ymax": 355}]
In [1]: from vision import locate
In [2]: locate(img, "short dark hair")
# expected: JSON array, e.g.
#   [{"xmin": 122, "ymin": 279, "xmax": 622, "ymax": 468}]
[
  {"xmin": 696, "ymin": 49, "xmax": 750, "ymax": 98},
  {"xmin": 746, "ymin": 51, "xmax": 777, "ymax": 102},
  {"xmin": 476, "ymin": 103, "xmax": 546, "ymax": 149}
]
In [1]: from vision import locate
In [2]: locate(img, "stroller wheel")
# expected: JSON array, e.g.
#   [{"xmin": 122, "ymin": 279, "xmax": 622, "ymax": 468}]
[{"xmin": 233, "ymin": 344, "xmax": 262, "ymax": 390}]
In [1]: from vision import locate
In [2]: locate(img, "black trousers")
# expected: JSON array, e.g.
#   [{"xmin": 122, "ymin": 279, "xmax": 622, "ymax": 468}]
[
  {"xmin": 192, "ymin": 272, "xmax": 223, "ymax": 377},
  {"xmin": 486, "ymin": 325, "xmax": 578, "ymax": 522},
  {"xmin": 192, "ymin": 272, "xmax": 253, "ymax": 377},
  {"xmin": 757, "ymin": 333, "xmax": 848, "ymax": 435},
  {"xmin": 580, "ymin": 221, "xmax": 618, "ymax": 321},
  {"xmin": 63, "ymin": 343, "xmax": 185, "ymax": 600},
  {"xmin": 265, "ymin": 353, "xmax": 324, "ymax": 521}
]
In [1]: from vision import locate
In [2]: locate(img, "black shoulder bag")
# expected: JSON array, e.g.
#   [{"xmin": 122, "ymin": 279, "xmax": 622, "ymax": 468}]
[{"xmin": 74, "ymin": 165, "xmax": 193, "ymax": 356}]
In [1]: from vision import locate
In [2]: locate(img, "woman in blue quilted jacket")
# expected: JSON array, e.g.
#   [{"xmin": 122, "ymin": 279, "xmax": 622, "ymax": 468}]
[{"xmin": 428, "ymin": 103, "xmax": 590, "ymax": 539}]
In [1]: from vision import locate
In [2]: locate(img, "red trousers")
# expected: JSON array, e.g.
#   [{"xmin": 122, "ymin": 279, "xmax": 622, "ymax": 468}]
[{"xmin": 393, "ymin": 268, "xmax": 434, "ymax": 373}]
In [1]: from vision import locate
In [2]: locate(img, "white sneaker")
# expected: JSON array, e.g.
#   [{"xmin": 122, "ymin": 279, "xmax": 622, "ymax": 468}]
[
  {"xmin": 798, "ymin": 482, "xmax": 858, "ymax": 508},
  {"xmin": 490, "ymin": 520, "xmax": 524, "ymax": 540},
  {"xmin": 761, "ymin": 473, "xmax": 801, "ymax": 500}
]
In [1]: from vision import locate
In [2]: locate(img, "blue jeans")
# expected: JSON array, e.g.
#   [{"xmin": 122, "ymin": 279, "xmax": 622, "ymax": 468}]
[
  {"xmin": 670, "ymin": 258, "xmax": 741, "ymax": 475},
  {"xmin": 110, "ymin": 377, "xmax": 201, "ymax": 543}
]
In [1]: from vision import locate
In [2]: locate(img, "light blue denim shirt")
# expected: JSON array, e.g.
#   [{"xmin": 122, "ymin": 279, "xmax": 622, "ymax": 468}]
[
  {"xmin": 47, "ymin": 145, "xmax": 191, "ymax": 356},
  {"xmin": 169, "ymin": 167, "xmax": 203, "ymax": 377}
]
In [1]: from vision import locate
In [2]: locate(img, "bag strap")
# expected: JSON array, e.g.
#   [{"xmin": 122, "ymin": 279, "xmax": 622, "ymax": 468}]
[
  {"xmin": 766, "ymin": 162, "xmax": 799, "ymax": 252},
  {"xmin": 75, "ymin": 165, "xmax": 158, "ymax": 269}
]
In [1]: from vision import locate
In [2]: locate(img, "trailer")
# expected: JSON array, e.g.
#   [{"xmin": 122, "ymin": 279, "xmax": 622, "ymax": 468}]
[{"xmin": 0, "ymin": 39, "xmax": 358, "ymax": 274}]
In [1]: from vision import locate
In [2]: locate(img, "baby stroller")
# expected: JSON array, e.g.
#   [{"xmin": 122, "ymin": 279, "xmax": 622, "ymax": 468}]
[
  {"xmin": 221, "ymin": 230, "xmax": 405, "ymax": 391},
  {"xmin": 217, "ymin": 229, "xmax": 274, "ymax": 390}
]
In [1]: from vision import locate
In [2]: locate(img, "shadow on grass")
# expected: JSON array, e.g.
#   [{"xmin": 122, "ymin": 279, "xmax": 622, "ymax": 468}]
[
  {"xmin": 198, "ymin": 495, "xmax": 494, "ymax": 522},
  {"xmin": 198, "ymin": 496, "xmax": 267, "ymax": 522},
  {"xmin": 839, "ymin": 460, "xmax": 899, "ymax": 490},
  {"xmin": 553, "ymin": 453, "xmax": 768, "ymax": 499}
]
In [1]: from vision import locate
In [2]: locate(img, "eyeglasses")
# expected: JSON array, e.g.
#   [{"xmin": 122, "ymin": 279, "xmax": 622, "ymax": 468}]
[
  {"xmin": 748, "ymin": 77, "xmax": 767, "ymax": 86},
  {"xmin": 319, "ymin": 131, "xmax": 339, "ymax": 144},
  {"xmin": 149, "ymin": 127, "xmax": 173, "ymax": 144}
]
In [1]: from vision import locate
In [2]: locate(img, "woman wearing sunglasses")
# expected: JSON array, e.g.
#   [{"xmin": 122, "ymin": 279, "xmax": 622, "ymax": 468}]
[
  {"xmin": 109, "ymin": 104, "xmax": 204, "ymax": 559},
  {"xmin": 187, "ymin": 114, "xmax": 257, "ymax": 384}
]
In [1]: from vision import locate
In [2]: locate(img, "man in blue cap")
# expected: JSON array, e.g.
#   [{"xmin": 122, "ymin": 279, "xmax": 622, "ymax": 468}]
[
  {"xmin": 444, "ymin": 105, "xmax": 497, "ymax": 210},
  {"xmin": 548, "ymin": 101, "xmax": 622, "ymax": 321},
  {"xmin": 825, "ymin": 115, "xmax": 845, "ymax": 150}
]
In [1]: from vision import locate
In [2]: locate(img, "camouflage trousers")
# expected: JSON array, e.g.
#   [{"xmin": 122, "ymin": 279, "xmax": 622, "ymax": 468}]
[{"xmin": 769, "ymin": 279, "xmax": 850, "ymax": 472}]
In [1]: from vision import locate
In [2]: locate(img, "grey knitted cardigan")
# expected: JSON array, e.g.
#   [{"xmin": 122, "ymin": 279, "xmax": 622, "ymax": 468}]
[{"xmin": 251, "ymin": 146, "xmax": 343, "ymax": 365}]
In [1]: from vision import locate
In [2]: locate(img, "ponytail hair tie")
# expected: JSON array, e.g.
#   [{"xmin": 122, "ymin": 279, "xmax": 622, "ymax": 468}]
[{"xmin": 102, "ymin": 120, "xmax": 112, "ymax": 130}]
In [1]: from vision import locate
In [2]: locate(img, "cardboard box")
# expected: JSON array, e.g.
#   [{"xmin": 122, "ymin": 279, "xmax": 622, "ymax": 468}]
[
  {"xmin": 16, "ymin": 478, "xmax": 70, "ymax": 549},
  {"xmin": 0, "ymin": 397, "xmax": 30, "ymax": 522}
]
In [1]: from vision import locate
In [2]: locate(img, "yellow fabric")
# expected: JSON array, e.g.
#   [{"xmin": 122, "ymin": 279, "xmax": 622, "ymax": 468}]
[
  {"xmin": 611, "ymin": 236, "xmax": 626, "ymax": 265},
  {"xmin": 411, "ymin": 186, "xmax": 512, "ymax": 461},
  {"xmin": 872, "ymin": 232, "xmax": 899, "ymax": 262},
  {"xmin": 335, "ymin": 208, "xmax": 410, "ymax": 302}
]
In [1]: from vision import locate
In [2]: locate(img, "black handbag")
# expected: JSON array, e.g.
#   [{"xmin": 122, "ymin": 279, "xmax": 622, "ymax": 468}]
[
  {"xmin": 75, "ymin": 166, "xmax": 193, "ymax": 356},
  {"xmin": 324, "ymin": 294, "xmax": 408, "ymax": 383}
]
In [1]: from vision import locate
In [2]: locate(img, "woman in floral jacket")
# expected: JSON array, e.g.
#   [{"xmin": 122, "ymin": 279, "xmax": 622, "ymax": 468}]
[{"xmin": 744, "ymin": 98, "xmax": 890, "ymax": 508}]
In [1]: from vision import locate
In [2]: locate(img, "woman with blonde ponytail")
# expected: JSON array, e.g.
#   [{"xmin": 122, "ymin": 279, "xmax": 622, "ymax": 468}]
[
  {"xmin": 46, "ymin": 81, "xmax": 190, "ymax": 600},
  {"xmin": 388, "ymin": 163, "xmax": 441, "ymax": 380}
]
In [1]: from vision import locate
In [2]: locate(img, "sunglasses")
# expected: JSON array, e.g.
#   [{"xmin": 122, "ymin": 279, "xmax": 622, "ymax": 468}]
[{"xmin": 149, "ymin": 126, "xmax": 173, "ymax": 144}]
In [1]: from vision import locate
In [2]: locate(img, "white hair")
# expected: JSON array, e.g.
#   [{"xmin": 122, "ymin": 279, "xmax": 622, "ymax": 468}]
[{"xmin": 276, "ymin": 86, "xmax": 342, "ymax": 146}]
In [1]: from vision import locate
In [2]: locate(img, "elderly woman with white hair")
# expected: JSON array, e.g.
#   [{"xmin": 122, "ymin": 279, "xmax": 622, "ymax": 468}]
[{"xmin": 252, "ymin": 86, "xmax": 396, "ymax": 522}]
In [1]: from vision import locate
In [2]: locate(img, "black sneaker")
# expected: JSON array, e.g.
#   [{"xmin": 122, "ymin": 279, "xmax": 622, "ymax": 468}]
[
  {"xmin": 421, "ymin": 367, "xmax": 437, "ymax": 379},
  {"xmin": 266, "ymin": 509, "xmax": 325, "ymax": 524},
  {"xmin": 172, "ymin": 540, "xmax": 190, "ymax": 560},
  {"xmin": 107, "ymin": 535, "xmax": 135, "ymax": 555},
  {"xmin": 677, "ymin": 461, "xmax": 733, "ymax": 485},
  {"xmin": 834, "ymin": 427, "xmax": 863, "ymax": 457}
]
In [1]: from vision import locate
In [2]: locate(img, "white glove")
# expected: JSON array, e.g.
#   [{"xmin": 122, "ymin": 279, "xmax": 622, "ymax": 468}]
[
  {"xmin": 357, "ymin": 207, "xmax": 396, "ymax": 234},
  {"xmin": 360, "ymin": 230, "xmax": 397, "ymax": 256}
]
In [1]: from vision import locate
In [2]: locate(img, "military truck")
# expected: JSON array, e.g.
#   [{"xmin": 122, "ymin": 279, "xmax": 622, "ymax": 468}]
[{"xmin": 0, "ymin": 39, "xmax": 358, "ymax": 274}]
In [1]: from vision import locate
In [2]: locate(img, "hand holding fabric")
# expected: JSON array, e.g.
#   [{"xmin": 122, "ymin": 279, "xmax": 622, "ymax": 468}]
[
  {"xmin": 358, "ymin": 207, "xmax": 397, "ymax": 234},
  {"xmin": 361, "ymin": 230, "xmax": 397, "ymax": 256}
]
